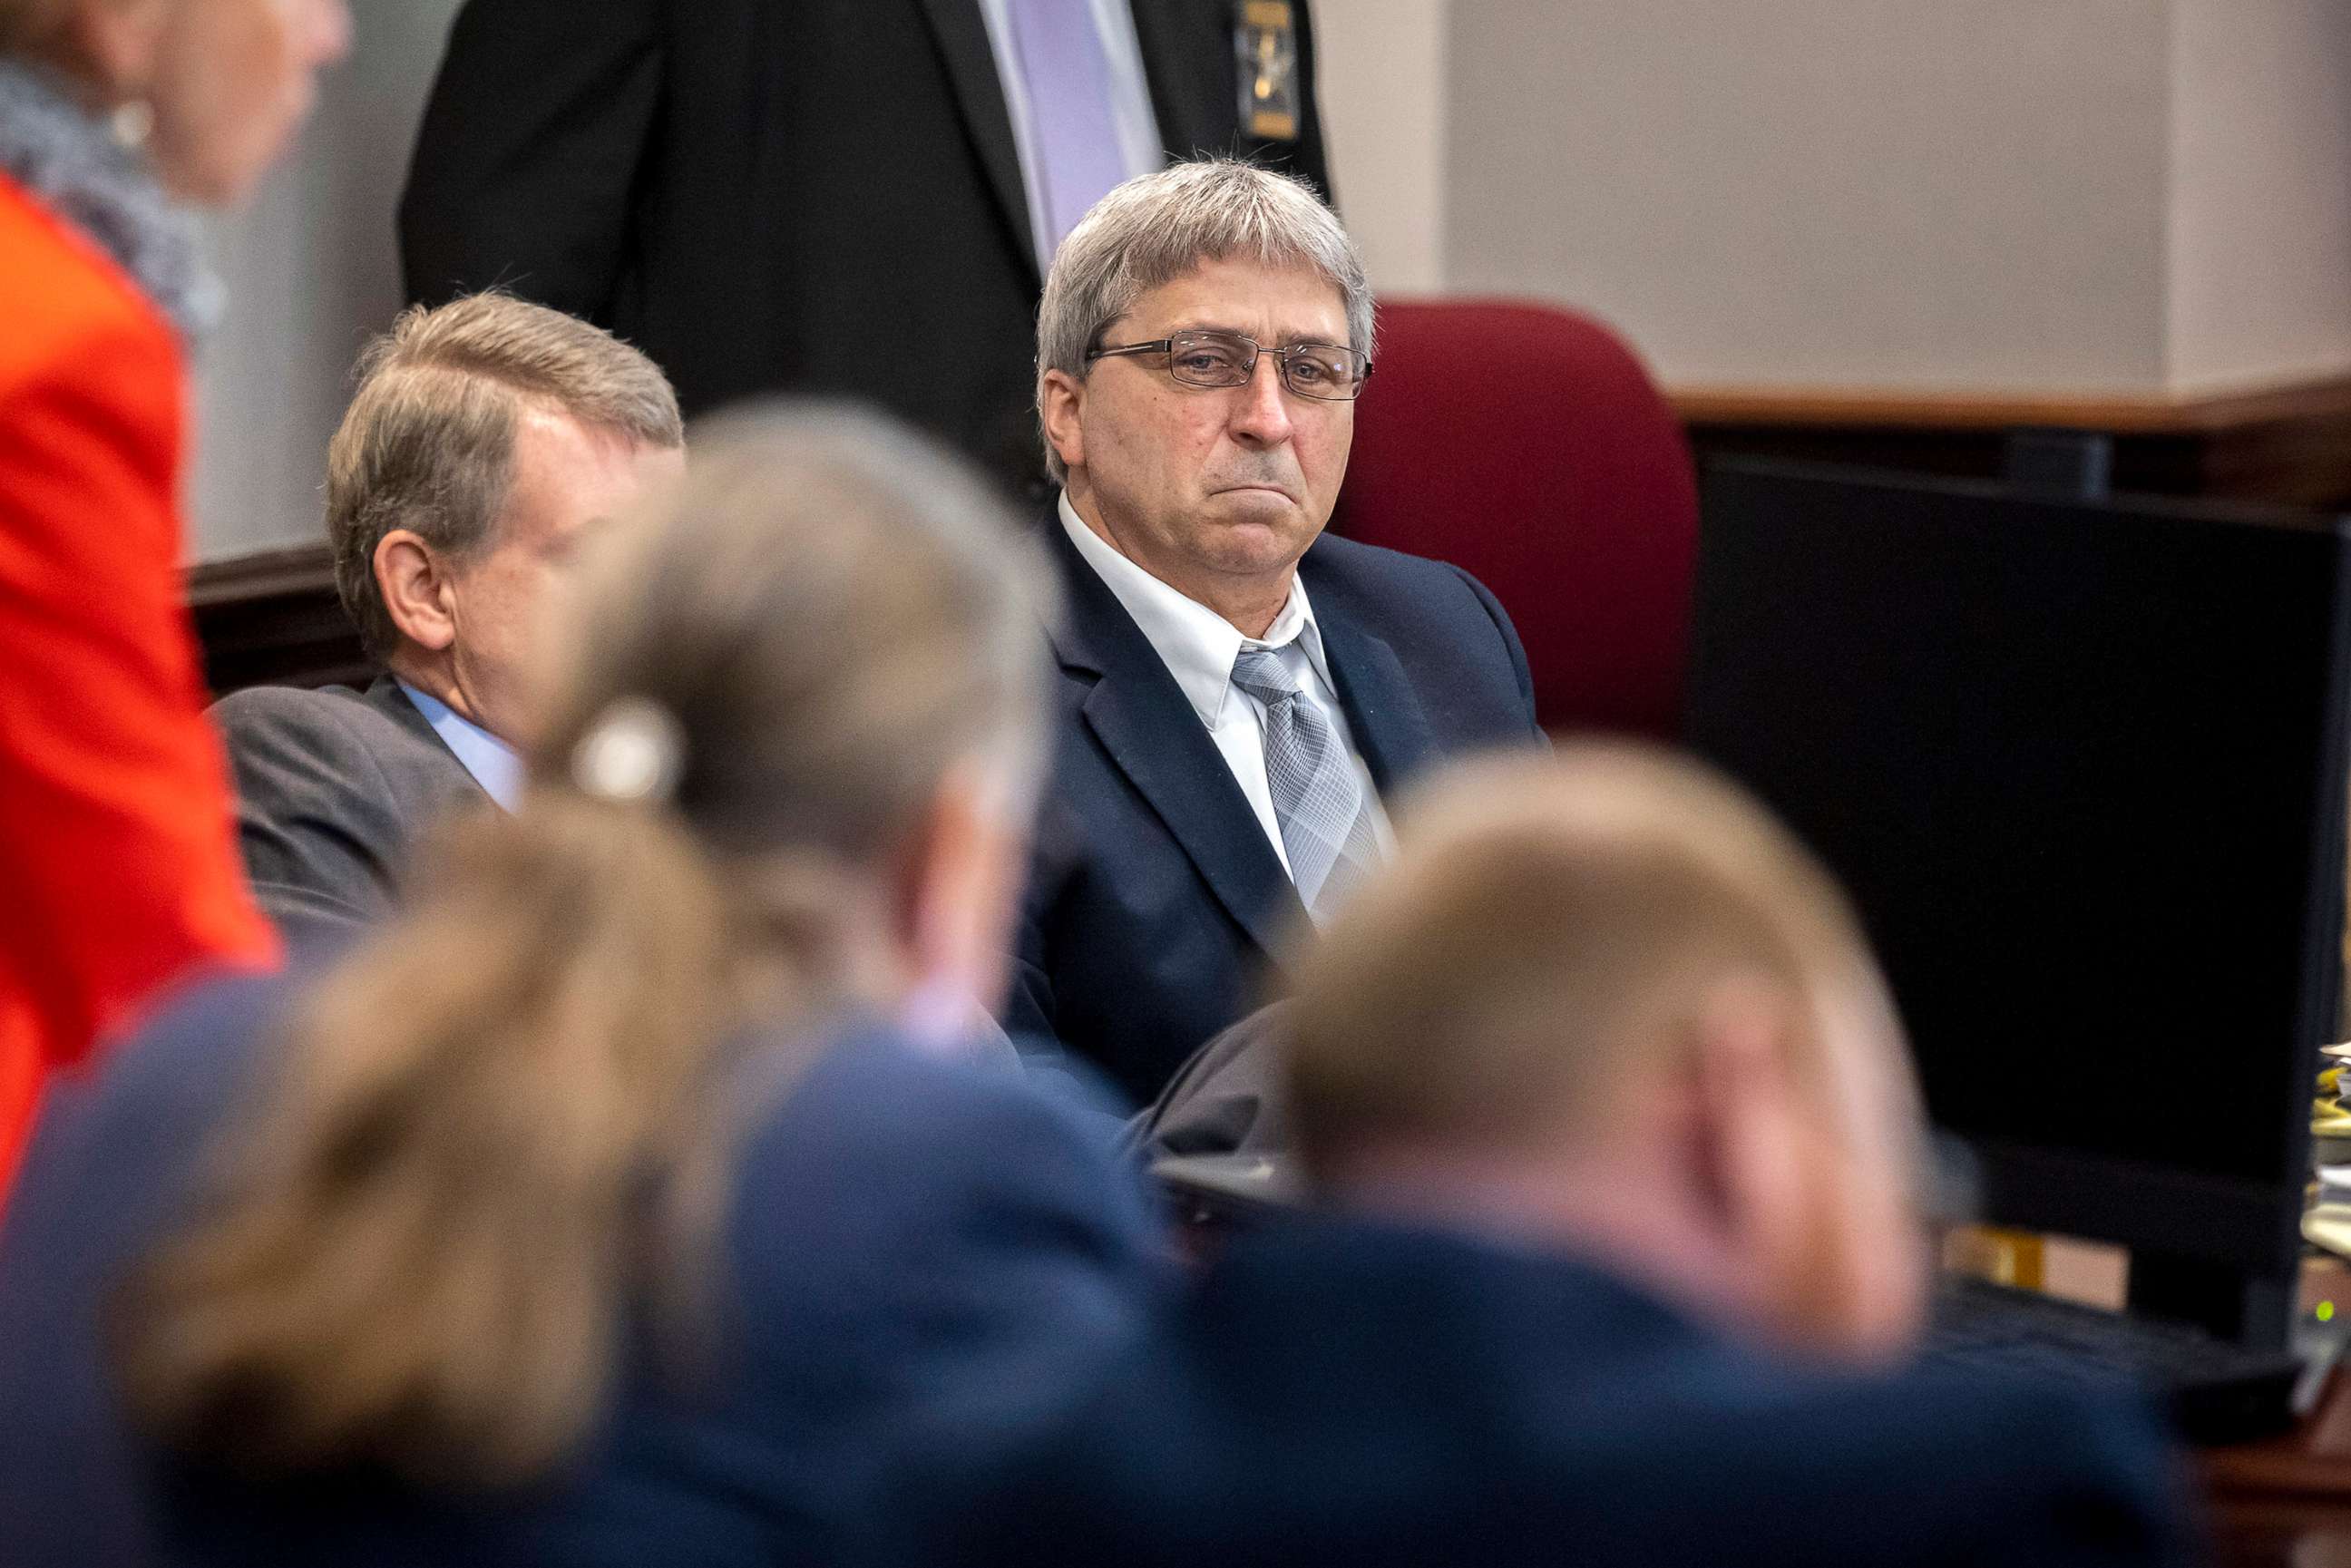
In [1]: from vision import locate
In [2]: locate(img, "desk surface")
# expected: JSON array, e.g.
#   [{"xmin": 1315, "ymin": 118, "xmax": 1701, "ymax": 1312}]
[
  {"xmin": 2209, "ymin": 1383, "xmax": 2351, "ymax": 1565},
  {"xmin": 1944, "ymin": 1236, "xmax": 2351, "ymax": 1563},
  {"xmin": 2202, "ymin": 1256, "xmax": 2351, "ymax": 1563}
]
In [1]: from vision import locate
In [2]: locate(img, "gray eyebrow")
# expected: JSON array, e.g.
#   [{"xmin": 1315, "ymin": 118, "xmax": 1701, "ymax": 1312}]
[{"xmin": 1173, "ymin": 326, "xmax": 1350, "ymax": 350}]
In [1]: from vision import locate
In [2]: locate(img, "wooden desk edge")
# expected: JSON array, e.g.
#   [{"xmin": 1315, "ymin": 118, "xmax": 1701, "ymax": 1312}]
[
  {"xmin": 185, "ymin": 542, "xmax": 336, "ymax": 608},
  {"xmin": 1671, "ymin": 375, "xmax": 2351, "ymax": 436},
  {"xmin": 2204, "ymin": 1387, "xmax": 2351, "ymax": 1499}
]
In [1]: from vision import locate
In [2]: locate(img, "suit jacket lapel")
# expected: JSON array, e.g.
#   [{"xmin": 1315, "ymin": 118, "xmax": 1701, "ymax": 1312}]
[
  {"xmin": 1047, "ymin": 522, "xmax": 1304, "ymax": 960},
  {"xmin": 1311, "ymin": 595, "xmax": 1439, "ymax": 797},
  {"xmin": 1128, "ymin": 0, "xmax": 1230, "ymax": 161},
  {"xmin": 914, "ymin": 0, "xmax": 1038, "ymax": 286},
  {"xmin": 364, "ymin": 675, "xmax": 487, "ymax": 798}
]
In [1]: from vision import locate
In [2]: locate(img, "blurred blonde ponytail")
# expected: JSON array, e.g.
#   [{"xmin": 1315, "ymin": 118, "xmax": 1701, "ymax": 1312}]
[
  {"xmin": 115, "ymin": 403, "xmax": 1054, "ymax": 1486},
  {"xmin": 117, "ymin": 794, "xmax": 741, "ymax": 1485}
]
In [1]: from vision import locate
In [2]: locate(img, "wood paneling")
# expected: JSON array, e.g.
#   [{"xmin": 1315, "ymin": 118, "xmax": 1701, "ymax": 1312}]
[
  {"xmin": 186, "ymin": 543, "xmax": 366, "ymax": 696},
  {"xmin": 1675, "ymin": 375, "xmax": 2351, "ymax": 511},
  {"xmin": 1673, "ymin": 376, "xmax": 2351, "ymax": 434}
]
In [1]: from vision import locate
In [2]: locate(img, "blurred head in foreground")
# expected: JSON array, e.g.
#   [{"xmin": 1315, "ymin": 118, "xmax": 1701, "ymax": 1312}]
[
  {"xmin": 1288, "ymin": 744, "xmax": 1931, "ymax": 1364},
  {"xmin": 2, "ymin": 0, "xmax": 350, "ymax": 204},
  {"xmin": 115, "ymin": 403, "xmax": 1055, "ymax": 1485}
]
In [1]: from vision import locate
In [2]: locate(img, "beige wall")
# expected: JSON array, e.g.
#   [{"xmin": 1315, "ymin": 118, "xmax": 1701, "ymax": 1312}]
[
  {"xmin": 180, "ymin": 1, "xmax": 2351, "ymax": 560},
  {"xmin": 187, "ymin": 0, "xmax": 463, "ymax": 561},
  {"xmin": 2166, "ymin": 0, "xmax": 2351, "ymax": 391},
  {"xmin": 1318, "ymin": 0, "xmax": 1450, "ymax": 295},
  {"xmin": 1320, "ymin": 0, "xmax": 2351, "ymax": 396}
]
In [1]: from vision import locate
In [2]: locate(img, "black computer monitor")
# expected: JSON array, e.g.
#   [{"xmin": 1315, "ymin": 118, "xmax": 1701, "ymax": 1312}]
[{"xmin": 1684, "ymin": 458, "xmax": 2351, "ymax": 1349}]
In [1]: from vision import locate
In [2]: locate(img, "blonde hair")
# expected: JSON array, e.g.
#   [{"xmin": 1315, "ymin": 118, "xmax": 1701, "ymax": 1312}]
[
  {"xmin": 327, "ymin": 292, "xmax": 684, "ymax": 659},
  {"xmin": 115, "ymin": 404, "xmax": 1055, "ymax": 1488},
  {"xmin": 1288, "ymin": 743, "xmax": 1910, "ymax": 1176}
]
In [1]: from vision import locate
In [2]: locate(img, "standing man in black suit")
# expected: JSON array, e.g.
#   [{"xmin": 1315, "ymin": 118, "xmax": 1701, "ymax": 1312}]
[
  {"xmin": 397, "ymin": 0, "xmax": 1330, "ymax": 494},
  {"xmin": 214, "ymin": 294, "xmax": 683, "ymax": 944},
  {"xmin": 1009, "ymin": 161, "xmax": 1543, "ymax": 1101},
  {"xmin": 892, "ymin": 746, "xmax": 2196, "ymax": 1568}
]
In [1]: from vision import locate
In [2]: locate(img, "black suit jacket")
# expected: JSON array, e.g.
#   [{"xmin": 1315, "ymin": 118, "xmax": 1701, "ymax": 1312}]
[
  {"xmin": 883, "ymin": 1211, "xmax": 2197, "ymax": 1568},
  {"xmin": 210, "ymin": 677, "xmax": 488, "ymax": 946},
  {"xmin": 1006, "ymin": 521, "xmax": 1541, "ymax": 1102},
  {"xmin": 398, "ymin": 0, "xmax": 1332, "ymax": 493}
]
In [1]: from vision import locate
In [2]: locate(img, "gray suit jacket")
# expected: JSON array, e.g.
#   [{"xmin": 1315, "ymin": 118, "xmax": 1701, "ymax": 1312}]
[
  {"xmin": 210, "ymin": 677, "xmax": 489, "ymax": 946},
  {"xmin": 1127, "ymin": 1000, "xmax": 1293, "ymax": 1161}
]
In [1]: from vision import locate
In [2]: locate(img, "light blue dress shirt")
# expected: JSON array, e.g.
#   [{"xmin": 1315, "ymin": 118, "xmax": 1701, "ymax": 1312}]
[{"xmin": 395, "ymin": 679, "xmax": 523, "ymax": 812}]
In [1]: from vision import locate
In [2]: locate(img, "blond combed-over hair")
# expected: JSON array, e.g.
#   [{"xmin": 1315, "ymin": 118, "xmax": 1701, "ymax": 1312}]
[
  {"xmin": 327, "ymin": 291, "xmax": 683, "ymax": 659},
  {"xmin": 1288, "ymin": 743, "xmax": 1911, "ymax": 1178}
]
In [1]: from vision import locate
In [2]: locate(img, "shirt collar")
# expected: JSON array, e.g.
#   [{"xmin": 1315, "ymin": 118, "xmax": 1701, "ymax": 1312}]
[
  {"xmin": 1058, "ymin": 492, "xmax": 1332, "ymax": 726},
  {"xmin": 395, "ymin": 678, "xmax": 525, "ymax": 812}
]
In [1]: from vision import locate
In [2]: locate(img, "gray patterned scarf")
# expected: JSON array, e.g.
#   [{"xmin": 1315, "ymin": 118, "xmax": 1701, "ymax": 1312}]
[{"xmin": 0, "ymin": 58, "xmax": 219, "ymax": 341}]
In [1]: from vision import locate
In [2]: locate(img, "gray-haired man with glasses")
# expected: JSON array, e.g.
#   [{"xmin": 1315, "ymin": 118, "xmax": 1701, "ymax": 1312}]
[{"xmin": 1002, "ymin": 160, "xmax": 1545, "ymax": 1104}]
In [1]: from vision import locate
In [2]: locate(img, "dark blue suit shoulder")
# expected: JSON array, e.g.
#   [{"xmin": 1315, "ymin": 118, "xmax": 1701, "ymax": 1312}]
[
  {"xmin": 724, "ymin": 1025, "xmax": 1165, "ymax": 1291},
  {"xmin": 1300, "ymin": 534, "xmax": 1537, "ymax": 728},
  {"xmin": 1297, "ymin": 531, "xmax": 1488, "ymax": 595}
]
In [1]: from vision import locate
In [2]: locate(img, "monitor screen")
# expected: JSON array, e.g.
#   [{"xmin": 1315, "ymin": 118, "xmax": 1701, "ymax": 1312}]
[{"xmin": 1686, "ymin": 459, "xmax": 2351, "ymax": 1273}]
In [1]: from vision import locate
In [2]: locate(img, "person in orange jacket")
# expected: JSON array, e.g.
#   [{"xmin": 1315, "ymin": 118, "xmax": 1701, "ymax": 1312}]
[{"xmin": 0, "ymin": 0, "xmax": 349, "ymax": 1202}]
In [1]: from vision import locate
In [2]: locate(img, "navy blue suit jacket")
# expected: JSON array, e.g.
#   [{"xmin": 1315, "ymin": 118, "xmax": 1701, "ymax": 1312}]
[
  {"xmin": 1007, "ymin": 521, "xmax": 1543, "ymax": 1102},
  {"xmin": 884, "ymin": 1211, "xmax": 2199, "ymax": 1568},
  {"xmin": 0, "ymin": 973, "xmax": 1168, "ymax": 1567}
]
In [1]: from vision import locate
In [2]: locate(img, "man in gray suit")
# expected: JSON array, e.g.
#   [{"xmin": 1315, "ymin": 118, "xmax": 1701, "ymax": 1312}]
[{"xmin": 213, "ymin": 294, "xmax": 684, "ymax": 943}]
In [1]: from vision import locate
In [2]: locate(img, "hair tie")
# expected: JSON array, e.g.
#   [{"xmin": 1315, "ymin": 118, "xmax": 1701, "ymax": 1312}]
[{"xmin": 571, "ymin": 697, "xmax": 685, "ymax": 805}]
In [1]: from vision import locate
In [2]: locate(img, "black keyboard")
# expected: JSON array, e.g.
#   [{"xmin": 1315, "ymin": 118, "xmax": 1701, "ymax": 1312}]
[{"xmin": 1920, "ymin": 1275, "xmax": 2309, "ymax": 1444}]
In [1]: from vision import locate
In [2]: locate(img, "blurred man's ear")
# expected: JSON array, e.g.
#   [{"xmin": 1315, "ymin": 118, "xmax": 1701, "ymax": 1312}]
[
  {"xmin": 1684, "ymin": 979, "xmax": 1821, "ymax": 1333},
  {"xmin": 376, "ymin": 530, "xmax": 459, "ymax": 655},
  {"xmin": 1800, "ymin": 985, "xmax": 1935, "ymax": 1360},
  {"xmin": 893, "ymin": 754, "xmax": 1029, "ymax": 1019},
  {"xmin": 1689, "ymin": 976, "xmax": 1933, "ymax": 1363}
]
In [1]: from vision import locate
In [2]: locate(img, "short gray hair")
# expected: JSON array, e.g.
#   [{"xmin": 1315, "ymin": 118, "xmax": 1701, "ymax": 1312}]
[
  {"xmin": 1034, "ymin": 159, "xmax": 1373, "ymax": 482},
  {"xmin": 327, "ymin": 293, "xmax": 684, "ymax": 661}
]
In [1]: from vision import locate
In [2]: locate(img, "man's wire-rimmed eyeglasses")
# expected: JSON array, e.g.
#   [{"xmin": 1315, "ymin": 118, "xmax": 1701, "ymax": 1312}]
[{"xmin": 1085, "ymin": 328, "xmax": 1371, "ymax": 402}]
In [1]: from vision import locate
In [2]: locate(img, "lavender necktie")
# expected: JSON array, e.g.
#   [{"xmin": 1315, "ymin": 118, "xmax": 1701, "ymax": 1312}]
[{"xmin": 1003, "ymin": 0, "xmax": 1130, "ymax": 254}]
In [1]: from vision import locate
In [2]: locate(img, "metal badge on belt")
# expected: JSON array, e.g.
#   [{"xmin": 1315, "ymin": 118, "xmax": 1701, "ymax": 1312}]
[{"xmin": 1236, "ymin": 0, "xmax": 1301, "ymax": 141}]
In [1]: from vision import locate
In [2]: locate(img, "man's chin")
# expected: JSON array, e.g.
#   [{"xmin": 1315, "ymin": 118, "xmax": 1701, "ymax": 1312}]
[
  {"xmin": 1208, "ymin": 482, "xmax": 1306, "ymax": 514},
  {"xmin": 1195, "ymin": 511, "xmax": 1320, "ymax": 579},
  {"xmin": 1204, "ymin": 486, "xmax": 1315, "ymax": 536}
]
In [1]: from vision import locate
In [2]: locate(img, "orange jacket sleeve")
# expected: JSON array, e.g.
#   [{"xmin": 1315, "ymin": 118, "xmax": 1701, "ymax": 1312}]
[{"xmin": 0, "ymin": 178, "xmax": 278, "ymax": 1191}]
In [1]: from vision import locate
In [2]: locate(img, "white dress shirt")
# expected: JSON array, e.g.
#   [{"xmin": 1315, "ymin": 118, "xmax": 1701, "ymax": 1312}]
[
  {"xmin": 974, "ymin": 0, "xmax": 1162, "ymax": 270},
  {"xmin": 1058, "ymin": 493, "xmax": 1394, "ymax": 879}
]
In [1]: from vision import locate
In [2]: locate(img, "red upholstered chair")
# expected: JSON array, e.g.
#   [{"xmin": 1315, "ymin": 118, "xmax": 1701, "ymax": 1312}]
[{"xmin": 1327, "ymin": 297, "xmax": 1700, "ymax": 739}]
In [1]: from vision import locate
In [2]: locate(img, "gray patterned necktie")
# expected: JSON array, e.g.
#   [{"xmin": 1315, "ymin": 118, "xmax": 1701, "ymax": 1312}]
[{"xmin": 1231, "ymin": 644, "xmax": 1381, "ymax": 923}]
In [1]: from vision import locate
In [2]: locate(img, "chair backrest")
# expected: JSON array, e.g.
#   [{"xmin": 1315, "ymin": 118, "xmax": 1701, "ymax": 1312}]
[{"xmin": 1328, "ymin": 297, "xmax": 1699, "ymax": 738}]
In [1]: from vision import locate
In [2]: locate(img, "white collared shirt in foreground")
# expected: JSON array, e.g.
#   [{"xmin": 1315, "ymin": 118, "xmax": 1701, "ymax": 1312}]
[{"xmin": 1058, "ymin": 492, "xmax": 1395, "ymax": 880}]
